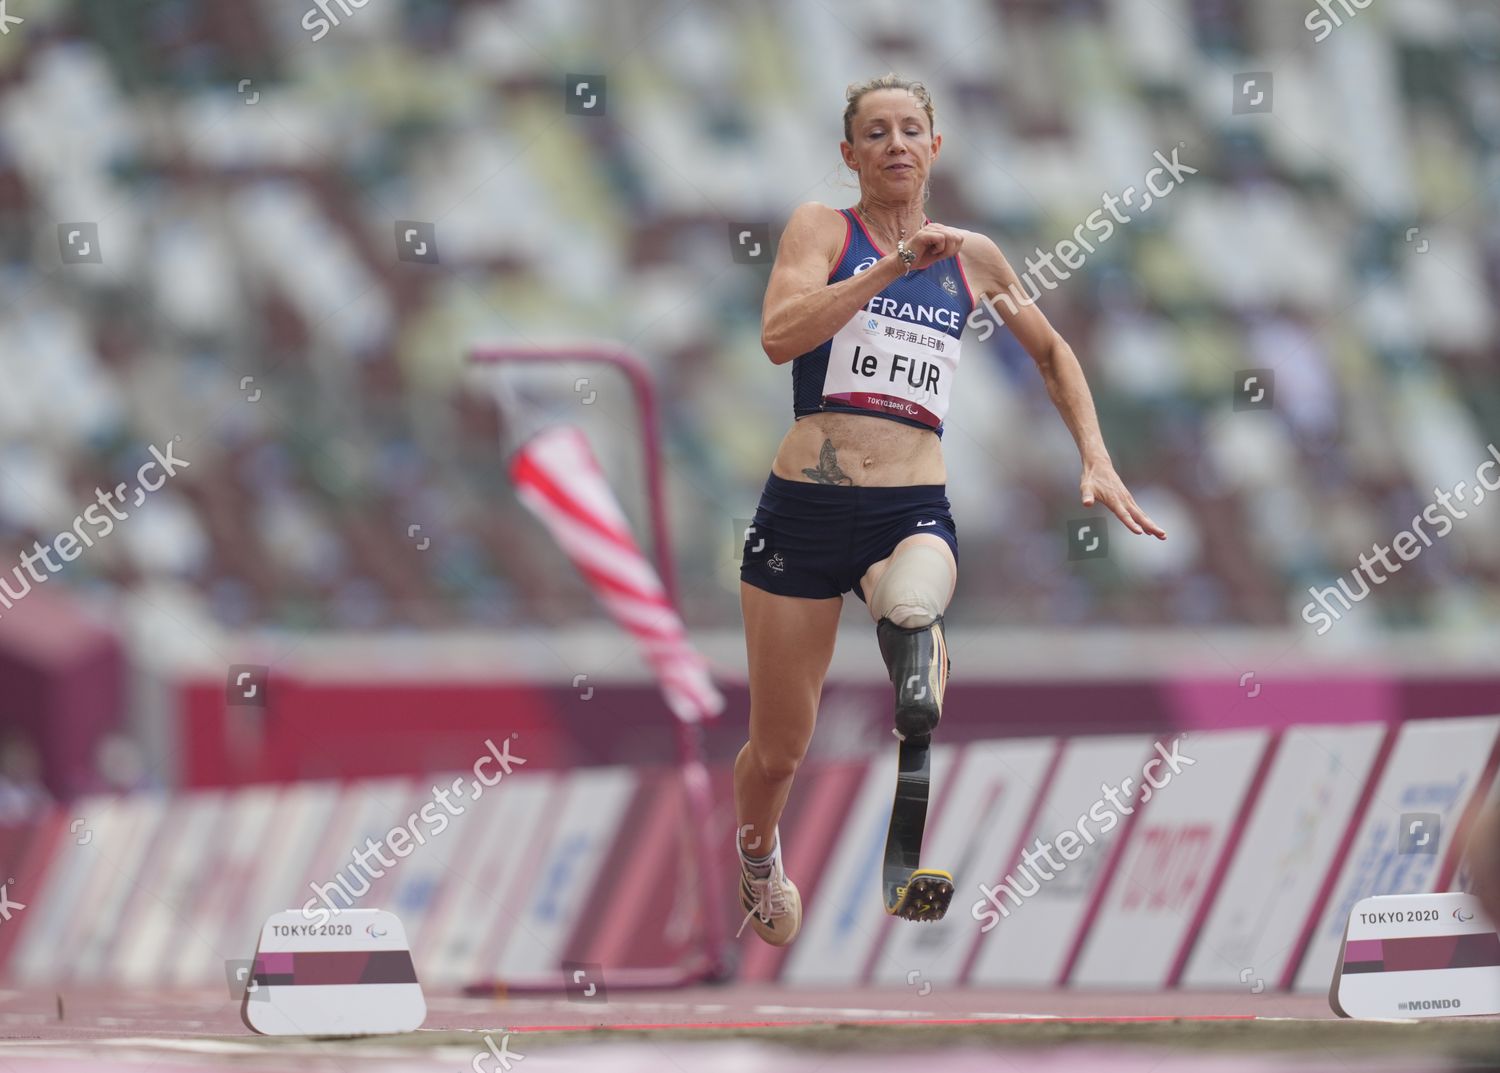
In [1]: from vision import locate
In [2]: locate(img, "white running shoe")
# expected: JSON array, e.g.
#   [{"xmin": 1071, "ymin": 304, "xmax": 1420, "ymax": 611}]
[{"xmin": 736, "ymin": 855, "xmax": 803, "ymax": 947}]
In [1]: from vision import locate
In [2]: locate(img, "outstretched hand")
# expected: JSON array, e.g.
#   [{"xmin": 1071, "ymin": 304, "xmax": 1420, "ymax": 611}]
[{"xmin": 1081, "ymin": 460, "xmax": 1166, "ymax": 539}]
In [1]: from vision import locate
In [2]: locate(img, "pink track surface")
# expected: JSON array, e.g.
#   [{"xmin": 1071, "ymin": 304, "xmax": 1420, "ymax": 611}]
[
  {"xmin": 0, "ymin": 984, "xmax": 1333, "ymax": 1037},
  {"xmin": 0, "ymin": 986, "xmax": 1460, "ymax": 1073}
]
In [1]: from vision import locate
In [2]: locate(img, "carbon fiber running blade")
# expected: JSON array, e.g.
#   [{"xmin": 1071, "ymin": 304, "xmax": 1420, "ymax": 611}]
[{"xmin": 882, "ymin": 737, "xmax": 954, "ymax": 920}]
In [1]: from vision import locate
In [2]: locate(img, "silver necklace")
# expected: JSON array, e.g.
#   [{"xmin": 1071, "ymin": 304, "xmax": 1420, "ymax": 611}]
[{"xmin": 858, "ymin": 202, "xmax": 921, "ymax": 252}]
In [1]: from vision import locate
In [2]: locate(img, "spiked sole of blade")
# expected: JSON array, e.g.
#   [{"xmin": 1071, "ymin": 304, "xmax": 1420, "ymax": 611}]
[
  {"xmin": 888, "ymin": 869, "xmax": 956, "ymax": 921},
  {"xmin": 881, "ymin": 736, "xmax": 954, "ymax": 921}
]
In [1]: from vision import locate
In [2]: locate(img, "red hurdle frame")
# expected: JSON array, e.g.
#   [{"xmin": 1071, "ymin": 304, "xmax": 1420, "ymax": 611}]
[{"xmin": 466, "ymin": 344, "xmax": 731, "ymax": 992}]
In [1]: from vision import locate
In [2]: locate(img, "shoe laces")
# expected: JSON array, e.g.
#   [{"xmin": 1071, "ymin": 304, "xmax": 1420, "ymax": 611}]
[{"xmin": 736, "ymin": 869, "xmax": 791, "ymax": 937}]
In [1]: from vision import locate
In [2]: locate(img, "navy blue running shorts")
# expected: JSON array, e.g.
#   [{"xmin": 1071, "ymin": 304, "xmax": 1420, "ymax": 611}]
[{"xmin": 738, "ymin": 472, "xmax": 959, "ymax": 602}]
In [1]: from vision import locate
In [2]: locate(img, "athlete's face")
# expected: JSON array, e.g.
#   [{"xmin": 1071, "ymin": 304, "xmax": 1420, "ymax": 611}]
[{"xmin": 841, "ymin": 89, "xmax": 941, "ymax": 200}]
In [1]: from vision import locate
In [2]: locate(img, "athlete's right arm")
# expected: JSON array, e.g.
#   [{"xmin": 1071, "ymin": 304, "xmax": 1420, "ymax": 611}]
[{"xmin": 759, "ymin": 203, "xmax": 905, "ymax": 365}]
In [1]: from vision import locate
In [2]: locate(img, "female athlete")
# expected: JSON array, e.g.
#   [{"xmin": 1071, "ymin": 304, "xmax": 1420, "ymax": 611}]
[{"xmin": 735, "ymin": 75, "xmax": 1166, "ymax": 945}]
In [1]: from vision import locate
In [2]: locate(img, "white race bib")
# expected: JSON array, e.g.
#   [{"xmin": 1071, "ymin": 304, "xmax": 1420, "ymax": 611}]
[{"xmin": 821, "ymin": 308, "xmax": 962, "ymax": 428}]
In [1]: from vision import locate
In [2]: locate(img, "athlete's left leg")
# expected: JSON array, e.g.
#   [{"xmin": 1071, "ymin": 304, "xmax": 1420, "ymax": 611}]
[
  {"xmin": 860, "ymin": 533, "xmax": 958, "ymax": 920},
  {"xmin": 859, "ymin": 533, "xmax": 956, "ymax": 741}
]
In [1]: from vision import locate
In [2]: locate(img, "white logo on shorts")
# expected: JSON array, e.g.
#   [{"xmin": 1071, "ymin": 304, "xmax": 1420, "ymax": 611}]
[
  {"xmin": 767, "ymin": 552, "xmax": 785, "ymax": 574},
  {"xmin": 916, "ymin": 520, "xmax": 937, "ymax": 527}
]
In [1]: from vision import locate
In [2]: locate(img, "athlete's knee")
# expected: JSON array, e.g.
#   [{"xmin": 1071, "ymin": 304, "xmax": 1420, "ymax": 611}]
[
  {"xmin": 748, "ymin": 732, "xmax": 811, "ymax": 784},
  {"xmin": 885, "ymin": 601, "xmax": 935, "ymax": 628},
  {"xmin": 869, "ymin": 544, "xmax": 953, "ymax": 628}
]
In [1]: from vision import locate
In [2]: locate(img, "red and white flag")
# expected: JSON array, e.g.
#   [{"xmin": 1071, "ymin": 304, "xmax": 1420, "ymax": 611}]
[{"xmin": 509, "ymin": 425, "xmax": 723, "ymax": 724}]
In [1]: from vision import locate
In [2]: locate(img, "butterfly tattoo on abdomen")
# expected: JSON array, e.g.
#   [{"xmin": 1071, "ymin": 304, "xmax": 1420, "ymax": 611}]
[{"xmin": 803, "ymin": 439, "xmax": 855, "ymax": 485}]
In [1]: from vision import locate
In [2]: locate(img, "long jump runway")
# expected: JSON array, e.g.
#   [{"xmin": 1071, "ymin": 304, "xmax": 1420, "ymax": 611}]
[{"xmin": 0, "ymin": 987, "xmax": 1493, "ymax": 1071}]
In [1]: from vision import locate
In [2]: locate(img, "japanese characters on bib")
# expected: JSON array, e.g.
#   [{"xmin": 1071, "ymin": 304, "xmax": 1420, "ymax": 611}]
[{"xmin": 821, "ymin": 301, "xmax": 962, "ymax": 429}]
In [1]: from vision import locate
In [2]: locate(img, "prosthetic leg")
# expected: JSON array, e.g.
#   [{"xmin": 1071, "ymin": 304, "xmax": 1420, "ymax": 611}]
[{"xmin": 870, "ymin": 545, "xmax": 955, "ymax": 922}]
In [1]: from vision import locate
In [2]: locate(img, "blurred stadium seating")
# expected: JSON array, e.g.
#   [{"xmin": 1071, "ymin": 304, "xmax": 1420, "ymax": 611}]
[{"xmin": 1, "ymin": 0, "xmax": 1498, "ymax": 642}]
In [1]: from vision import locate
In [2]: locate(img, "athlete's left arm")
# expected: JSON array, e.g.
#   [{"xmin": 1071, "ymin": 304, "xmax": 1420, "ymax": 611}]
[{"xmin": 959, "ymin": 232, "xmax": 1165, "ymax": 539}]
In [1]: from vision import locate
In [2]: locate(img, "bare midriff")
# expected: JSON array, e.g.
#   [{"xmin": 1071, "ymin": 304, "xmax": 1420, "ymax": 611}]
[{"xmin": 770, "ymin": 411, "xmax": 946, "ymax": 487}]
